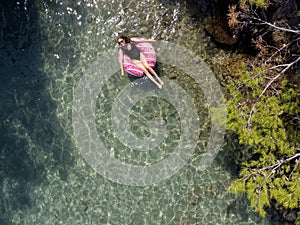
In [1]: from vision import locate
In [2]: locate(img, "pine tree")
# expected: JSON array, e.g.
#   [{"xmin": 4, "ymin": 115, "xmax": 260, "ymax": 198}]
[
  {"xmin": 225, "ymin": 0, "xmax": 300, "ymax": 222},
  {"xmin": 226, "ymin": 65, "xmax": 300, "ymax": 222}
]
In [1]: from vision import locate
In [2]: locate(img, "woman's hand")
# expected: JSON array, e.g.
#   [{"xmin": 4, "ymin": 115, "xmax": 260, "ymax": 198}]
[{"xmin": 121, "ymin": 70, "xmax": 125, "ymax": 77}]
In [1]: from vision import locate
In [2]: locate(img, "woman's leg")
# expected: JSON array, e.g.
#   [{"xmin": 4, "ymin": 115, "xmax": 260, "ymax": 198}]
[
  {"xmin": 140, "ymin": 53, "xmax": 164, "ymax": 85},
  {"xmin": 132, "ymin": 60, "xmax": 162, "ymax": 89}
]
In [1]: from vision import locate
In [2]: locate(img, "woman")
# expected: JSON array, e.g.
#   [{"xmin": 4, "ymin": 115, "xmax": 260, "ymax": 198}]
[{"xmin": 117, "ymin": 35, "xmax": 164, "ymax": 89}]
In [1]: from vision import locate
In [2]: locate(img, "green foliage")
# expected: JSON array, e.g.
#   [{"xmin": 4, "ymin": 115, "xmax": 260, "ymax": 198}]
[
  {"xmin": 240, "ymin": 0, "xmax": 269, "ymax": 9},
  {"xmin": 226, "ymin": 65, "xmax": 300, "ymax": 219}
]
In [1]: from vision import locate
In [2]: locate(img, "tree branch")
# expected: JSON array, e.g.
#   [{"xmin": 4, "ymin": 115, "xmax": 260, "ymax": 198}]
[
  {"xmin": 265, "ymin": 37, "xmax": 300, "ymax": 63},
  {"xmin": 247, "ymin": 56, "xmax": 300, "ymax": 129},
  {"xmin": 248, "ymin": 16, "xmax": 300, "ymax": 34},
  {"xmin": 259, "ymin": 152, "xmax": 300, "ymax": 172}
]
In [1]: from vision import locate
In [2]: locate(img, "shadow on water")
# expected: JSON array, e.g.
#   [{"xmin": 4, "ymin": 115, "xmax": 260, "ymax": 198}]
[{"xmin": 0, "ymin": 0, "xmax": 75, "ymax": 223}]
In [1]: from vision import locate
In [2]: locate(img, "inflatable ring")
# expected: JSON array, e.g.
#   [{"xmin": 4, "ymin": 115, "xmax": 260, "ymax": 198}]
[{"xmin": 118, "ymin": 38, "xmax": 157, "ymax": 77}]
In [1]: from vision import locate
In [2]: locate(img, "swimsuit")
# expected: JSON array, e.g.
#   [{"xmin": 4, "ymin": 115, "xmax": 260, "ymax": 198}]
[{"xmin": 120, "ymin": 42, "xmax": 141, "ymax": 60}]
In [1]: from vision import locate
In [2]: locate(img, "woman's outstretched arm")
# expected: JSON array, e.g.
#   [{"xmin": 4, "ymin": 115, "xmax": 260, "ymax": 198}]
[
  {"xmin": 130, "ymin": 37, "xmax": 156, "ymax": 43},
  {"xmin": 118, "ymin": 49, "xmax": 125, "ymax": 77}
]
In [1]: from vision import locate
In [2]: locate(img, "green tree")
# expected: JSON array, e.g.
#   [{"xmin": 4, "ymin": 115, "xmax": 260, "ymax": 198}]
[
  {"xmin": 226, "ymin": 65, "xmax": 300, "ymax": 221},
  {"xmin": 225, "ymin": 0, "xmax": 300, "ymax": 223}
]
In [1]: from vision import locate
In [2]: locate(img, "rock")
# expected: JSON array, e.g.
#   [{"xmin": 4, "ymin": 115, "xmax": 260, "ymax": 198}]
[
  {"xmin": 200, "ymin": 0, "xmax": 239, "ymax": 45},
  {"xmin": 270, "ymin": 0, "xmax": 299, "ymax": 49},
  {"xmin": 284, "ymin": 213, "xmax": 297, "ymax": 223},
  {"xmin": 203, "ymin": 1, "xmax": 238, "ymax": 45},
  {"xmin": 203, "ymin": 13, "xmax": 238, "ymax": 45},
  {"xmin": 271, "ymin": 0, "xmax": 298, "ymax": 22}
]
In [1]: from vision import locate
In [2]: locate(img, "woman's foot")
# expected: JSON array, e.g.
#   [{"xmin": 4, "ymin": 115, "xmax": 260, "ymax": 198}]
[{"xmin": 157, "ymin": 77, "xmax": 164, "ymax": 86}]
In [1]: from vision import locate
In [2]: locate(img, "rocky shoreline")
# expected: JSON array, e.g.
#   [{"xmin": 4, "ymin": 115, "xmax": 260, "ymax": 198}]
[
  {"xmin": 187, "ymin": 0, "xmax": 300, "ymax": 224},
  {"xmin": 198, "ymin": 0, "xmax": 299, "ymax": 52}
]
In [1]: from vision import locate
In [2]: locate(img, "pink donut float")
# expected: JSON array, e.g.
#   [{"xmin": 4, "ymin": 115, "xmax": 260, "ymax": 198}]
[{"xmin": 118, "ymin": 38, "xmax": 157, "ymax": 77}]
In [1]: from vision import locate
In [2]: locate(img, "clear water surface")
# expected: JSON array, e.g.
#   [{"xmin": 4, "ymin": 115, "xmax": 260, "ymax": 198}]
[{"xmin": 0, "ymin": 0, "xmax": 274, "ymax": 224}]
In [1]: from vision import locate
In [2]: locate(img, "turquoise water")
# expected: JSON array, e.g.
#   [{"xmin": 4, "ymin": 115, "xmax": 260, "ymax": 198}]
[{"xmin": 0, "ymin": 0, "xmax": 276, "ymax": 224}]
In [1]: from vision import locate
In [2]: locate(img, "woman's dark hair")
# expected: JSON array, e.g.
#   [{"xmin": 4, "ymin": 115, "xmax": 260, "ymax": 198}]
[{"xmin": 117, "ymin": 35, "xmax": 131, "ymax": 43}]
